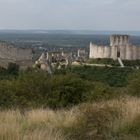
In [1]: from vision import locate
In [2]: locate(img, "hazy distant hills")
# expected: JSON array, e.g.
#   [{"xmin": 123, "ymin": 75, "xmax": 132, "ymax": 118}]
[
  {"xmin": 0, "ymin": 30, "xmax": 140, "ymax": 36},
  {"xmin": 0, "ymin": 30, "xmax": 140, "ymax": 48}
]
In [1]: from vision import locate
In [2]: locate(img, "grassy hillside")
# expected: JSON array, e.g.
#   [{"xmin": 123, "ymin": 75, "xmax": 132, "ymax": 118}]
[
  {"xmin": 0, "ymin": 96, "xmax": 140, "ymax": 140},
  {"xmin": 0, "ymin": 65, "xmax": 140, "ymax": 139}
]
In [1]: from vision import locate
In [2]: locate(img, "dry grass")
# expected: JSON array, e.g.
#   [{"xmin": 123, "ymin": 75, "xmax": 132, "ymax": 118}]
[{"xmin": 0, "ymin": 96, "xmax": 140, "ymax": 140}]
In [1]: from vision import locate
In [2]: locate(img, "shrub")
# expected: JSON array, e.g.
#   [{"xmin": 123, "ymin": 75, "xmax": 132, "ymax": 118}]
[
  {"xmin": 86, "ymin": 58, "xmax": 120, "ymax": 66},
  {"xmin": 84, "ymin": 82, "xmax": 118, "ymax": 102},
  {"xmin": 69, "ymin": 66, "xmax": 132, "ymax": 87},
  {"xmin": 0, "ymin": 71, "xmax": 91, "ymax": 109},
  {"xmin": 127, "ymin": 70, "xmax": 140, "ymax": 96},
  {"xmin": 7, "ymin": 63, "xmax": 19, "ymax": 75},
  {"xmin": 44, "ymin": 74, "xmax": 91, "ymax": 108}
]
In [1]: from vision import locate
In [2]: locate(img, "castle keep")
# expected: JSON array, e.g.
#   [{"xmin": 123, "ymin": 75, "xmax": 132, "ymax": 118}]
[
  {"xmin": 0, "ymin": 41, "xmax": 33, "ymax": 69},
  {"xmin": 89, "ymin": 35, "xmax": 140, "ymax": 60}
]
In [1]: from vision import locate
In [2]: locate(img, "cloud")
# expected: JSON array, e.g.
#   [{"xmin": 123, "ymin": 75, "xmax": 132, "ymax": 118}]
[{"xmin": 0, "ymin": 0, "xmax": 139, "ymax": 30}]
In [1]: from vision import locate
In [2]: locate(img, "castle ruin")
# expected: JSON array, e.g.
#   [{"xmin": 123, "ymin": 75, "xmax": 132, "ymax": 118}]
[
  {"xmin": 89, "ymin": 35, "xmax": 140, "ymax": 60},
  {"xmin": 0, "ymin": 41, "xmax": 33, "ymax": 69}
]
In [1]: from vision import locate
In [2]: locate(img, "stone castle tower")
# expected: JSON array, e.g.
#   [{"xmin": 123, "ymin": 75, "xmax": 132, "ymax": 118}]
[
  {"xmin": 110, "ymin": 35, "xmax": 129, "ymax": 46},
  {"xmin": 89, "ymin": 35, "xmax": 140, "ymax": 60}
]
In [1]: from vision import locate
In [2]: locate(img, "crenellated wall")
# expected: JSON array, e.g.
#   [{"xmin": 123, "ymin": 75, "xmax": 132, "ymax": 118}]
[
  {"xmin": 89, "ymin": 35, "xmax": 140, "ymax": 60},
  {"xmin": 89, "ymin": 43, "xmax": 140, "ymax": 60},
  {"xmin": 110, "ymin": 35, "xmax": 129, "ymax": 46}
]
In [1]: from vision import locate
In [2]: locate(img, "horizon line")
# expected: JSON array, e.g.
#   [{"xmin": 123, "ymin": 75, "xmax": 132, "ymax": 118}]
[{"xmin": 1, "ymin": 29, "xmax": 140, "ymax": 31}]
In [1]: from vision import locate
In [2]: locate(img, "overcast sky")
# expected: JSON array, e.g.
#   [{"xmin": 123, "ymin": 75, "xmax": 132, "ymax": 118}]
[{"xmin": 0, "ymin": 0, "xmax": 140, "ymax": 30}]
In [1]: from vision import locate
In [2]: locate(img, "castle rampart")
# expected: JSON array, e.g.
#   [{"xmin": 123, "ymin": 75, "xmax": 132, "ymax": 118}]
[
  {"xmin": 110, "ymin": 35, "xmax": 129, "ymax": 46},
  {"xmin": 90, "ymin": 35, "xmax": 140, "ymax": 60},
  {"xmin": 138, "ymin": 47, "xmax": 140, "ymax": 60},
  {"xmin": 111, "ymin": 46, "xmax": 117, "ymax": 60},
  {"xmin": 104, "ymin": 46, "xmax": 111, "ymax": 58},
  {"xmin": 0, "ymin": 42, "xmax": 33, "ymax": 69},
  {"xmin": 120, "ymin": 45, "xmax": 126, "ymax": 60}
]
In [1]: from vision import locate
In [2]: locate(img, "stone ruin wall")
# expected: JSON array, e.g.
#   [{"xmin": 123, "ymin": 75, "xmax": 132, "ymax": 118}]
[
  {"xmin": 89, "ymin": 43, "xmax": 111, "ymax": 59},
  {"xmin": 78, "ymin": 49, "xmax": 86, "ymax": 58},
  {"xmin": 138, "ymin": 47, "xmax": 140, "ymax": 59},
  {"xmin": 90, "ymin": 43, "xmax": 117, "ymax": 59},
  {"xmin": 110, "ymin": 35, "xmax": 129, "ymax": 46},
  {"xmin": 89, "ymin": 43, "xmax": 140, "ymax": 60},
  {"xmin": 124, "ymin": 45, "xmax": 140, "ymax": 60},
  {"xmin": 119, "ymin": 45, "xmax": 125, "ymax": 60},
  {"xmin": 125, "ymin": 45, "xmax": 132, "ymax": 60},
  {"xmin": 90, "ymin": 35, "xmax": 140, "ymax": 60},
  {"xmin": 104, "ymin": 46, "xmax": 111, "ymax": 58},
  {"xmin": 0, "ymin": 42, "xmax": 33, "ymax": 69}
]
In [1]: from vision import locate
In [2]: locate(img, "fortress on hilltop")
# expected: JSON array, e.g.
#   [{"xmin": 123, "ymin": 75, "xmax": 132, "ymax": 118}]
[
  {"xmin": 0, "ymin": 41, "xmax": 33, "ymax": 69},
  {"xmin": 89, "ymin": 35, "xmax": 140, "ymax": 60}
]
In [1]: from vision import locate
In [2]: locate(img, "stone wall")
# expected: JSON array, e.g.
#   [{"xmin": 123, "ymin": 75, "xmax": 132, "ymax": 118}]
[
  {"xmin": 0, "ymin": 42, "xmax": 33, "ymax": 69},
  {"xmin": 104, "ymin": 46, "xmax": 111, "ymax": 58},
  {"xmin": 110, "ymin": 35, "xmax": 129, "ymax": 46},
  {"xmin": 120, "ymin": 45, "xmax": 126, "ymax": 60},
  {"xmin": 78, "ymin": 49, "xmax": 86, "ymax": 58},
  {"xmin": 90, "ymin": 43, "xmax": 111, "ymax": 59},
  {"xmin": 89, "ymin": 43, "xmax": 140, "ymax": 60},
  {"xmin": 111, "ymin": 45, "xmax": 117, "ymax": 60},
  {"xmin": 132, "ymin": 45, "xmax": 138, "ymax": 60},
  {"xmin": 138, "ymin": 47, "xmax": 140, "ymax": 59},
  {"xmin": 89, "ymin": 35, "xmax": 140, "ymax": 60}
]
